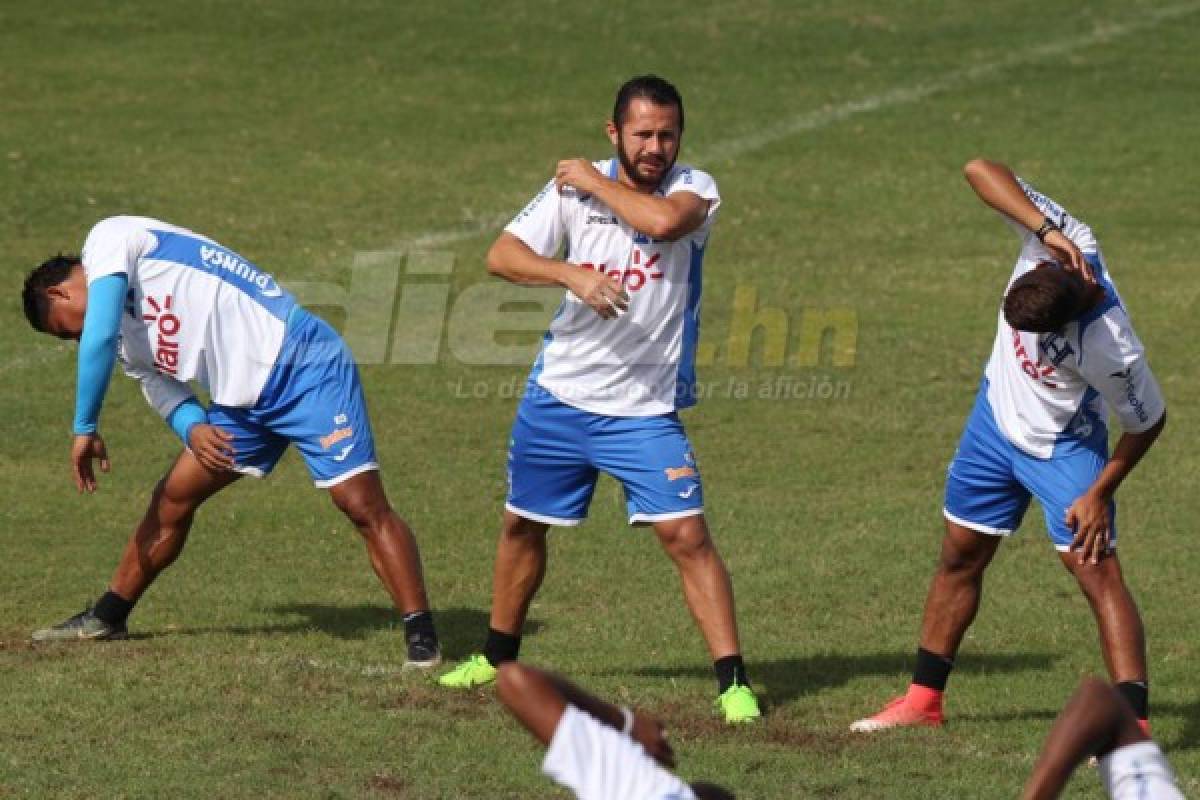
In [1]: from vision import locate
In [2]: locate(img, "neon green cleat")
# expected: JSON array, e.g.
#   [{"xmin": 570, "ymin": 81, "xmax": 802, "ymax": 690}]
[
  {"xmin": 717, "ymin": 683, "xmax": 762, "ymax": 724},
  {"xmin": 437, "ymin": 653, "xmax": 498, "ymax": 689}
]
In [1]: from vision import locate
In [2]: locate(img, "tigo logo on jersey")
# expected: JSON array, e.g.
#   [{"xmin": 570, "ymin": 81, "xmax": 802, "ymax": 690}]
[{"xmin": 143, "ymin": 295, "xmax": 181, "ymax": 376}]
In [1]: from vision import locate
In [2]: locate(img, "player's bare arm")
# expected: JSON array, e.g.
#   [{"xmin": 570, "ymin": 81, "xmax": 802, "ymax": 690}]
[
  {"xmin": 1067, "ymin": 411, "xmax": 1166, "ymax": 565},
  {"xmin": 963, "ymin": 158, "xmax": 1093, "ymax": 281},
  {"xmin": 556, "ymin": 157, "xmax": 709, "ymax": 242},
  {"xmin": 487, "ymin": 232, "xmax": 629, "ymax": 319}
]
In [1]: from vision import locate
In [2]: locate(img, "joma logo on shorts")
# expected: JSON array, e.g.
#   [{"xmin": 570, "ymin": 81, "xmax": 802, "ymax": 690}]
[
  {"xmin": 143, "ymin": 295, "xmax": 181, "ymax": 376},
  {"xmin": 319, "ymin": 427, "xmax": 353, "ymax": 450}
]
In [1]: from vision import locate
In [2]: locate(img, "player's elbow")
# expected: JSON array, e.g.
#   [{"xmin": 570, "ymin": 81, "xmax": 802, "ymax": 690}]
[{"xmin": 485, "ymin": 240, "xmax": 510, "ymax": 278}]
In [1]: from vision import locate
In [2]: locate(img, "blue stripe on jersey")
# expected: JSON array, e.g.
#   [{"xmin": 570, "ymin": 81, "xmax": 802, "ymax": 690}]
[
  {"xmin": 675, "ymin": 241, "xmax": 704, "ymax": 409},
  {"xmin": 606, "ymin": 158, "xmax": 618, "ymax": 179},
  {"xmin": 1076, "ymin": 253, "xmax": 1122, "ymax": 369},
  {"xmin": 528, "ymin": 300, "xmax": 566, "ymax": 385},
  {"xmin": 146, "ymin": 230, "xmax": 295, "ymax": 321}
]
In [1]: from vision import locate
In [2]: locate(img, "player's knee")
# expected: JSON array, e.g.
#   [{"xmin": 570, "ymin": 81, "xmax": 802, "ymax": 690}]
[
  {"xmin": 501, "ymin": 514, "xmax": 548, "ymax": 544},
  {"xmin": 332, "ymin": 489, "xmax": 389, "ymax": 532},
  {"xmin": 657, "ymin": 520, "xmax": 713, "ymax": 560}
]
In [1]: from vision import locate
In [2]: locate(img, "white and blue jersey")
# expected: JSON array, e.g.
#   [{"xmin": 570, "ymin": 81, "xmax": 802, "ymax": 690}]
[
  {"xmin": 502, "ymin": 162, "xmax": 718, "ymax": 525},
  {"xmin": 80, "ymin": 216, "xmax": 377, "ymax": 487},
  {"xmin": 507, "ymin": 159, "xmax": 719, "ymax": 416},
  {"xmin": 944, "ymin": 181, "xmax": 1165, "ymax": 548}
]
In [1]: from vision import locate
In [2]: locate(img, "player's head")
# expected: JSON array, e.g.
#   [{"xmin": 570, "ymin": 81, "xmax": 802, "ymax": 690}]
[
  {"xmin": 608, "ymin": 75, "xmax": 685, "ymax": 190},
  {"xmin": 689, "ymin": 782, "xmax": 735, "ymax": 800},
  {"xmin": 22, "ymin": 255, "xmax": 88, "ymax": 339},
  {"xmin": 1003, "ymin": 261, "xmax": 1090, "ymax": 333}
]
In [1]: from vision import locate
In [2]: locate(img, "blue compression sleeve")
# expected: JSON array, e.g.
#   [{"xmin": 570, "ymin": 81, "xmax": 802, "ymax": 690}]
[
  {"xmin": 166, "ymin": 398, "xmax": 207, "ymax": 444},
  {"xmin": 72, "ymin": 273, "xmax": 129, "ymax": 435}
]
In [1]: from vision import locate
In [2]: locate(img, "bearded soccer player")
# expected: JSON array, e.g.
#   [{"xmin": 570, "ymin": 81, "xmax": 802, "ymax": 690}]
[
  {"xmin": 851, "ymin": 159, "xmax": 1166, "ymax": 732},
  {"xmin": 21, "ymin": 216, "xmax": 441, "ymax": 668},
  {"xmin": 438, "ymin": 75, "xmax": 760, "ymax": 723}
]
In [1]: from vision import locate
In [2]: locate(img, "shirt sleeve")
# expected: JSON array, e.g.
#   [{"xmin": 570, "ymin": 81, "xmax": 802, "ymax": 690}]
[
  {"xmin": 662, "ymin": 166, "xmax": 720, "ymax": 245},
  {"xmin": 72, "ymin": 273, "xmax": 128, "ymax": 435},
  {"xmin": 542, "ymin": 705, "xmax": 697, "ymax": 800},
  {"xmin": 505, "ymin": 179, "xmax": 566, "ymax": 258},
  {"xmin": 1077, "ymin": 309, "xmax": 1166, "ymax": 434},
  {"xmin": 119, "ymin": 354, "xmax": 197, "ymax": 426},
  {"xmin": 165, "ymin": 397, "xmax": 208, "ymax": 444},
  {"xmin": 1002, "ymin": 176, "xmax": 1098, "ymax": 257},
  {"xmin": 80, "ymin": 217, "xmax": 155, "ymax": 284}
]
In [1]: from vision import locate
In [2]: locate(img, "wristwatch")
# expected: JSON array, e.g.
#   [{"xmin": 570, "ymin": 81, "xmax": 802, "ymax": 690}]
[{"xmin": 1034, "ymin": 216, "xmax": 1060, "ymax": 242}]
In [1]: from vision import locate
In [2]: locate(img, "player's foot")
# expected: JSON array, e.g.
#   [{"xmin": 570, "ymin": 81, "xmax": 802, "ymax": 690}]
[
  {"xmin": 437, "ymin": 653, "xmax": 498, "ymax": 688},
  {"xmin": 716, "ymin": 683, "xmax": 761, "ymax": 724},
  {"xmin": 31, "ymin": 604, "xmax": 128, "ymax": 643},
  {"xmin": 850, "ymin": 695, "xmax": 943, "ymax": 732},
  {"xmin": 403, "ymin": 633, "xmax": 442, "ymax": 672}
]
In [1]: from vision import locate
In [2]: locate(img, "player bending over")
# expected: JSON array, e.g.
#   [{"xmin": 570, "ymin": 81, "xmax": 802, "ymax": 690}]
[
  {"xmin": 21, "ymin": 216, "xmax": 440, "ymax": 668},
  {"xmin": 852, "ymin": 159, "xmax": 1166, "ymax": 732}
]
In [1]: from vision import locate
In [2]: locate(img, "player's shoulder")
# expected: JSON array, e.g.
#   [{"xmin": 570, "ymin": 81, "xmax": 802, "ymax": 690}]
[
  {"xmin": 663, "ymin": 163, "xmax": 716, "ymax": 190},
  {"xmin": 84, "ymin": 215, "xmax": 187, "ymax": 245}
]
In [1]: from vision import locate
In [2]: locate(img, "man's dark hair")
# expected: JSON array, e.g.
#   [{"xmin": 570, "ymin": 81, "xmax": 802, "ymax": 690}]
[
  {"xmin": 1003, "ymin": 262, "xmax": 1086, "ymax": 333},
  {"xmin": 613, "ymin": 74, "xmax": 684, "ymax": 131},
  {"xmin": 22, "ymin": 254, "xmax": 80, "ymax": 332}
]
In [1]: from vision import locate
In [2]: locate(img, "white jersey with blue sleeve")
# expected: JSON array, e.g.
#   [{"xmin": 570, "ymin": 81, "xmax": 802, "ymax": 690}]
[
  {"xmin": 81, "ymin": 216, "xmax": 296, "ymax": 417},
  {"xmin": 541, "ymin": 705, "xmax": 697, "ymax": 800},
  {"xmin": 982, "ymin": 179, "xmax": 1165, "ymax": 458},
  {"xmin": 505, "ymin": 160, "xmax": 719, "ymax": 417}
]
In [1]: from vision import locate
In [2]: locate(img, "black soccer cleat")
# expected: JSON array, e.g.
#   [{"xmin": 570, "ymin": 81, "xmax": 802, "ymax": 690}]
[
  {"xmin": 31, "ymin": 604, "xmax": 128, "ymax": 643},
  {"xmin": 403, "ymin": 632, "xmax": 442, "ymax": 671}
]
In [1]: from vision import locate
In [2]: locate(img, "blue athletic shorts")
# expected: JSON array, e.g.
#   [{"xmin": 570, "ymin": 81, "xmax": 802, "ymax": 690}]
[
  {"xmin": 943, "ymin": 383, "xmax": 1114, "ymax": 551},
  {"xmin": 505, "ymin": 386, "xmax": 704, "ymax": 526},
  {"xmin": 206, "ymin": 309, "xmax": 379, "ymax": 488}
]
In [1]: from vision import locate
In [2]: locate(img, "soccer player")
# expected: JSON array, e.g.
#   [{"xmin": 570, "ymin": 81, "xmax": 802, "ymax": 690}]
[
  {"xmin": 438, "ymin": 75, "xmax": 760, "ymax": 723},
  {"xmin": 498, "ymin": 662, "xmax": 735, "ymax": 800},
  {"xmin": 851, "ymin": 159, "xmax": 1166, "ymax": 732},
  {"xmin": 1022, "ymin": 677, "xmax": 1184, "ymax": 800},
  {"xmin": 21, "ymin": 216, "xmax": 441, "ymax": 668}
]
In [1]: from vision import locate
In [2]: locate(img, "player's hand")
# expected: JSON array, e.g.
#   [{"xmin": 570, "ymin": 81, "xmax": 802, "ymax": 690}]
[
  {"xmin": 188, "ymin": 424, "xmax": 237, "ymax": 473},
  {"xmin": 565, "ymin": 267, "xmax": 630, "ymax": 320},
  {"xmin": 555, "ymin": 158, "xmax": 605, "ymax": 195},
  {"xmin": 71, "ymin": 433, "xmax": 110, "ymax": 493},
  {"xmin": 630, "ymin": 711, "xmax": 676, "ymax": 769},
  {"xmin": 1042, "ymin": 230, "xmax": 1094, "ymax": 283},
  {"xmin": 1066, "ymin": 489, "xmax": 1112, "ymax": 565}
]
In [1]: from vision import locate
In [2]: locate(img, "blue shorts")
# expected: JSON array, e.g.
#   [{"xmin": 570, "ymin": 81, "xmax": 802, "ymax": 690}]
[
  {"xmin": 943, "ymin": 384, "xmax": 1114, "ymax": 551},
  {"xmin": 207, "ymin": 309, "xmax": 379, "ymax": 488},
  {"xmin": 506, "ymin": 386, "xmax": 704, "ymax": 526}
]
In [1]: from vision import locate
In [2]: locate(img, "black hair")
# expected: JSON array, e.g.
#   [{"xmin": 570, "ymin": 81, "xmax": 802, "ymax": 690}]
[
  {"xmin": 612, "ymin": 74, "xmax": 684, "ymax": 131},
  {"xmin": 22, "ymin": 254, "xmax": 80, "ymax": 332},
  {"xmin": 1002, "ymin": 262, "xmax": 1086, "ymax": 333}
]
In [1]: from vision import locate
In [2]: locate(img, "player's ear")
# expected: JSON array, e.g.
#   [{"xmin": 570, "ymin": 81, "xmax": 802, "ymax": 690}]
[{"xmin": 606, "ymin": 119, "xmax": 619, "ymax": 145}]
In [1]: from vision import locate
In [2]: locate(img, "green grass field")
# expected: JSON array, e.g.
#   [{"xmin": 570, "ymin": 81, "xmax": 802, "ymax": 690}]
[{"xmin": 2, "ymin": 2, "xmax": 1198, "ymax": 797}]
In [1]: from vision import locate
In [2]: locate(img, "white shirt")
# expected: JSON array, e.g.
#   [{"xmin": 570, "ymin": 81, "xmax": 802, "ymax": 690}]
[
  {"xmin": 1099, "ymin": 741, "xmax": 1185, "ymax": 800},
  {"xmin": 506, "ymin": 159, "xmax": 720, "ymax": 416},
  {"xmin": 982, "ymin": 179, "xmax": 1165, "ymax": 458},
  {"xmin": 82, "ymin": 216, "xmax": 295, "ymax": 416},
  {"xmin": 542, "ymin": 705, "xmax": 697, "ymax": 800}
]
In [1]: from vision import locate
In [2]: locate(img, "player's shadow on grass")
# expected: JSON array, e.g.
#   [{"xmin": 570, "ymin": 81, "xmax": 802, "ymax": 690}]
[
  {"xmin": 257, "ymin": 604, "xmax": 543, "ymax": 657},
  {"xmin": 612, "ymin": 650, "xmax": 1058, "ymax": 710}
]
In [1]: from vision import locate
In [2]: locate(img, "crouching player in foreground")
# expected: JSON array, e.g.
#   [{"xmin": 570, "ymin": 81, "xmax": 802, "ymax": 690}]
[
  {"xmin": 21, "ymin": 216, "xmax": 441, "ymax": 668},
  {"xmin": 498, "ymin": 662, "xmax": 734, "ymax": 800},
  {"xmin": 1023, "ymin": 678, "xmax": 1184, "ymax": 800},
  {"xmin": 852, "ymin": 159, "xmax": 1166, "ymax": 732}
]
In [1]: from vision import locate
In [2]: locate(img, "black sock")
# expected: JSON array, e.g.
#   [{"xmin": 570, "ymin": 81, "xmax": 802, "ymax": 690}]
[
  {"xmin": 402, "ymin": 611, "xmax": 436, "ymax": 642},
  {"xmin": 1116, "ymin": 680, "xmax": 1149, "ymax": 720},
  {"xmin": 912, "ymin": 647, "xmax": 954, "ymax": 692},
  {"xmin": 93, "ymin": 591, "xmax": 135, "ymax": 626},
  {"xmin": 714, "ymin": 655, "xmax": 749, "ymax": 694},
  {"xmin": 483, "ymin": 627, "xmax": 521, "ymax": 666}
]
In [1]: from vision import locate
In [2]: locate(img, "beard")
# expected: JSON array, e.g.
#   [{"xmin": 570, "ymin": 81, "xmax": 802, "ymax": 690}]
[{"xmin": 616, "ymin": 138, "xmax": 676, "ymax": 190}]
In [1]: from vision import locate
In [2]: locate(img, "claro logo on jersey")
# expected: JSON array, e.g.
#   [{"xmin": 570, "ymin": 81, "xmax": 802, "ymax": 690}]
[
  {"xmin": 200, "ymin": 245, "xmax": 283, "ymax": 297},
  {"xmin": 1110, "ymin": 368, "xmax": 1150, "ymax": 424},
  {"xmin": 143, "ymin": 295, "xmax": 181, "ymax": 376},
  {"xmin": 1011, "ymin": 330, "xmax": 1059, "ymax": 389}
]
